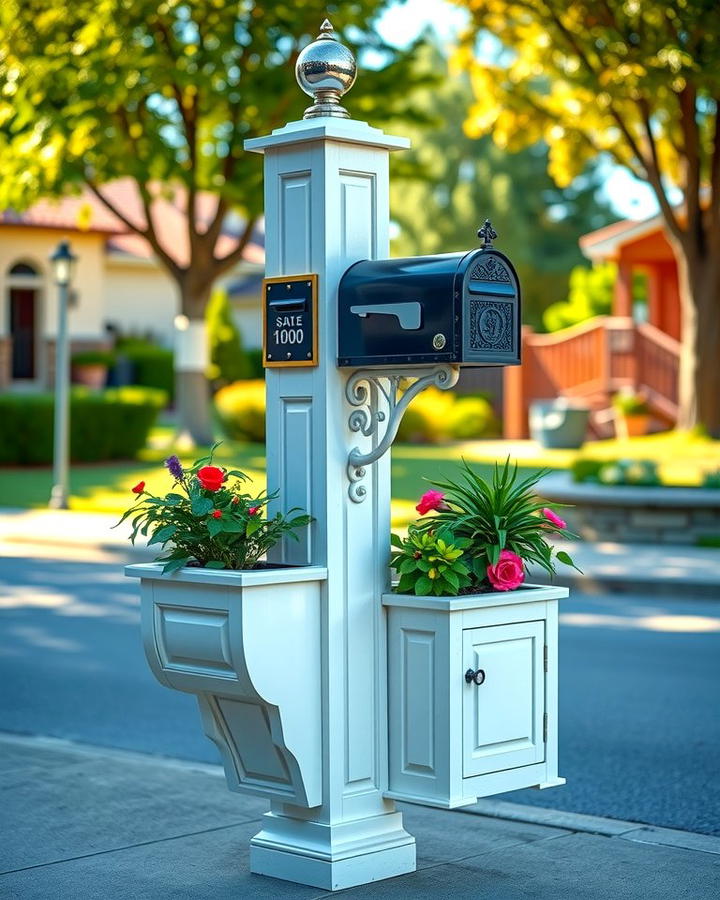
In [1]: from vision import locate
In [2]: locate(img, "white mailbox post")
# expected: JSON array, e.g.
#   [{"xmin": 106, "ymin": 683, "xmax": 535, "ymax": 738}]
[
  {"xmin": 241, "ymin": 21, "xmax": 416, "ymax": 891},
  {"xmin": 128, "ymin": 19, "xmax": 567, "ymax": 893}
]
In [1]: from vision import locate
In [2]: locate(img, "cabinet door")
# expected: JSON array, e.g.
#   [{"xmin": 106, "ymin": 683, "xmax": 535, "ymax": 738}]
[{"xmin": 463, "ymin": 621, "xmax": 545, "ymax": 778}]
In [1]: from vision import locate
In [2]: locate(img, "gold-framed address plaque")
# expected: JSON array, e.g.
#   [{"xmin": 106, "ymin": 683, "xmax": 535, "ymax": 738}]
[{"xmin": 262, "ymin": 274, "xmax": 319, "ymax": 368}]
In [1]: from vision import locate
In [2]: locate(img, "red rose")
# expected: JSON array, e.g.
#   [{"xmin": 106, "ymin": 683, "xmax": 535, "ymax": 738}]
[
  {"xmin": 416, "ymin": 490, "xmax": 448, "ymax": 515},
  {"xmin": 197, "ymin": 465, "xmax": 224, "ymax": 492},
  {"xmin": 131, "ymin": 481, "xmax": 145, "ymax": 494},
  {"xmin": 211, "ymin": 510, "xmax": 222, "ymax": 519},
  {"xmin": 486, "ymin": 549, "xmax": 525, "ymax": 592},
  {"xmin": 248, "ymin": 506, "xmax": 259, "ymax": 515}
]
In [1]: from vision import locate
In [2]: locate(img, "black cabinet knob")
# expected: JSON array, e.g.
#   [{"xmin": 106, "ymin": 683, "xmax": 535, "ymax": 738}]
[{"xmin": 465, "ymin": 668, "xmax": 485, "ymax": 686}]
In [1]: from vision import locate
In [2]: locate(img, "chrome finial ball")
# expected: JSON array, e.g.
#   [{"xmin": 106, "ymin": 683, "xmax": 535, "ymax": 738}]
[{"xmin": 295, "ymin": 19, "xmax": 357, "ymax": 119}]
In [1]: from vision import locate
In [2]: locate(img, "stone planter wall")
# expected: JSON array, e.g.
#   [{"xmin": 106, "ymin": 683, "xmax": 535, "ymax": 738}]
[{"xmin": 540, "ymin": 473, "xmax": 720, "ymax": 545}]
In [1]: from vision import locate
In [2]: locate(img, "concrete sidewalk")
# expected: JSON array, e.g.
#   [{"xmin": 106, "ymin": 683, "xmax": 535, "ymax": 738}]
[
  {"xmin": 1, "ymin": 733, "xmax": 718, "ymax": 899},
  {"xmin": 1, "ymin": 506, "xmax": 719, "ymax": 596}
]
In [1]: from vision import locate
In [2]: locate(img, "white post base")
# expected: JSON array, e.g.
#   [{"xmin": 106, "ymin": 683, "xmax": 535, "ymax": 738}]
[{"xmin": 249, "ymin": 810, "xmax": 416, "ymax": 891}]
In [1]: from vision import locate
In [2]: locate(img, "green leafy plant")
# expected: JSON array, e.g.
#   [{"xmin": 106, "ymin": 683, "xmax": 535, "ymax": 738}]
[
  {"xmin": 116, "ymin": 445, "xmax": 311, "ymax": 573},
  {"xmin": 391, "ymin": 459, "xmax": 578, "ymax": 597},
  {"xmin": 597, "ymin": 459, "xmax": 660, "ymax": 486},
  {"xmin": 71, "ymin": 350, "xmax": 116, "ymax": 367},
  {"xmin": 571, "ymin": 458, "xmax": 606, "ymax": 483},
  {"xmin": 206, "ymin": 288, "xmax": 250, "ymax": 388},
  {"xmin": 573, "ymin": 457, "xmax": 661, "ymax": 486},
  {"xmin": 390, "ymin": 527, "xmax": 472, "ymax": 597},
  {"xmin": 613, "ymin": 391, "xmax": 650, "ymax": 416}
]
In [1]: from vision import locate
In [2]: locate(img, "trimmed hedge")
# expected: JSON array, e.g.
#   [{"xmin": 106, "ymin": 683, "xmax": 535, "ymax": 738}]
[
  {"xmin": 215, "ymin": 380, "xmax": 266, "ymax": 443},
  {"xmin": 214, "ymin": 381, "xmax": 498, "ymax": 446},
  {"xmin": 571, "ymin": 457, "xmax": 661, "ymax": 486},
  {"xmin": 0, "ymin": 387, "xmax": 167, "ymax": 465},
  {"xmin": 395, "ymin": 387, "xmax": 499, "ymax": 443},
  {"xmin": 117, "ymin": 339, "xmax": 175, "ymax": 400}
]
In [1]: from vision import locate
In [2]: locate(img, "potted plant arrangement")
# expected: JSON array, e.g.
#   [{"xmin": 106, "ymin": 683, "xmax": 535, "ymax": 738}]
[
  {"xmin": 71, "ymin": 349, "xmax": 116, "ymax": 389},
  {"xmin": 390, "ymin": 459, "xmax": 577, "ymax": 597},
  {"xmin": 384, "ymin": 460, "xmax": 576, "ymax": 809},
  {"xmin": 118, "ymin": 446, "xmax": 312, "ymax": 573},
  {"xmin": 612, "ymin": 389, "xmax": 650, "ymax": 439},
  {"xmin": 122, "ymin": 448, "xmax": 326, "ymax": 809}
]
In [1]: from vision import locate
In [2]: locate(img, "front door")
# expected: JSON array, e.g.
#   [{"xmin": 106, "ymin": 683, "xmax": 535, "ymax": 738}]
[{"xmin": 10, "ymin": 287, "xmax": 36, "ymax": 379}]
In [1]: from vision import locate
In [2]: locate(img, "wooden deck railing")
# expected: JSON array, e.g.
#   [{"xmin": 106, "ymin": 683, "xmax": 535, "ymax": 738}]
[
  {"xmin": 503, "ymin": 316, "xmax": 680, "ymax": 438},
  {"xmin": 636, "ymin": 323, "xmax": 680, "ymax": 421}
]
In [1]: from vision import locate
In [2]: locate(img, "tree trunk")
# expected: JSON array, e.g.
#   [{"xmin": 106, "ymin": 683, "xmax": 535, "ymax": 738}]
[
  {"xmin": 675, "ymin": 245, "xmax": 720, "ymax": 437},
  {"xmin": 174, "ymin": 283, "xmax": 214, "ymax": 448}
]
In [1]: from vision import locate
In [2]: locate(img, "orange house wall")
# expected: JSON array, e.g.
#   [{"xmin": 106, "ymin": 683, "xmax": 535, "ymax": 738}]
[{"xmin": 612, "ymin": 230, "xmax": 681, "ymax": 341}]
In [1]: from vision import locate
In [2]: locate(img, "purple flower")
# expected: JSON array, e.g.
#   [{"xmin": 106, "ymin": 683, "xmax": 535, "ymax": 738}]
[{"xmin": 164, "ymin": 455, "xmax": 184, "ymax": 482}]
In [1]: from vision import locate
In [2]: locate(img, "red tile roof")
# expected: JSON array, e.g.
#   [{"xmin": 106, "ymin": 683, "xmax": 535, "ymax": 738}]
[
  {"xmin": 0, "ymin": 179, "xmax": 264, "ymax": 267},
  {"xmin": 0, "ymin": 192, "xmax": 120, "ymax": 233},
  {"xmin": 579, "ymin": 214, "xmax": 662, "ymax": 251}
]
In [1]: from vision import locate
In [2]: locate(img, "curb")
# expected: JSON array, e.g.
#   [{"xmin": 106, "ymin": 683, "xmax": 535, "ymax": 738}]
[
  {"xmin": 3, "ymin": 731, "xmax": 719, "ymax": 857},
  {"xmin": 463, "ymin": 798, "xmax": 720, "ymax": 856}
]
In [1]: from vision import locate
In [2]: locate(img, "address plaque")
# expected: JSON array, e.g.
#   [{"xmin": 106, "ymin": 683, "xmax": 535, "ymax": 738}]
[{"xmin": 263, "ymin": 274, "xmax": 318, "ymax": 368}]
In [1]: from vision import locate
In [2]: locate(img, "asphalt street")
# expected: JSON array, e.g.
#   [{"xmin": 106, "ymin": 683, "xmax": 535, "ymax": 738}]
[{"xmin": 1, "ymin": 544, "xmax": 719, "ymax": 836}]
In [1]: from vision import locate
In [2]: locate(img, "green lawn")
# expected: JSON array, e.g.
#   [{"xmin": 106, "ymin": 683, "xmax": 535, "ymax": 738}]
[
  {"xmin": 2, "ymin": 428, "xmax": 717, "ymax": 528},
  {"xmin": 0, "ymin": 434, "xmax": 546, "ymax": 528}
]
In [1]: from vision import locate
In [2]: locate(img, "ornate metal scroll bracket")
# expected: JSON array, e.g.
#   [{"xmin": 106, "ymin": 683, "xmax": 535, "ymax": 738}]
[{"xmin": 345, "ymin": 365, "xmax": 460, "ymax": 502}]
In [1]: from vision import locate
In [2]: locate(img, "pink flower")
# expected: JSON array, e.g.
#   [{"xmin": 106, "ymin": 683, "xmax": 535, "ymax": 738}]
[
  {"xmin": 248, "ymin": 507, "xmax": 259, "ymax": 515},
  {"xmin": 487, "ymin": 549, "xmax": 525, "ymax": 592},
  {"xmin": 416, "ymin": 490, "xmax": 447, "ymax": 515},
  {"xmin": 542, "ymin": 508, "xmax": 567, "ymax": 530}
]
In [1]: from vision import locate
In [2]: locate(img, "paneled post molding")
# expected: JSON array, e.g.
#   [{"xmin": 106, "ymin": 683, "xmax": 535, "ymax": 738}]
[{"xmin": 245, "ymin": 113, "xmax": 414, "ymax": 888}]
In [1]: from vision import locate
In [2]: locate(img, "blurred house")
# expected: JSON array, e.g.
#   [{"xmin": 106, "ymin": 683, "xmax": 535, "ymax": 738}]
[
  {"xmin": 0, "ymin": 182, "xmax": 264, "ymax": 389},
  {"xmin": 504, "ymin": 213, "xmax": 681, "ymax": 438},
  {"xmin": 580, "ymin": 216, "xmax": 681, "ymax": 340}
]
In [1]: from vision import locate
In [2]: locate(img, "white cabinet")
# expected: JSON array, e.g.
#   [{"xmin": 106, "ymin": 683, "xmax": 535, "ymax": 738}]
[{"xmin": 383, "ymin": 584, "xmax": 567, "ymax": 809}]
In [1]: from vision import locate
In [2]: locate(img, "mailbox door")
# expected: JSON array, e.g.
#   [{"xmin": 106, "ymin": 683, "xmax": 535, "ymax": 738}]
[
  {"xmin": 461, "ymin": 250, "xmax": 521, "ymax": 365},
  {"xmin": 462, "ymin": 621, "xmax": 545, "ymax": 778}
]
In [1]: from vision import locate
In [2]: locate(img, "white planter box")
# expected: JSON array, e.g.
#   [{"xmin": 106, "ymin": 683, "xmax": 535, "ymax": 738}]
[
  {"xmin": 126, "ymin": 563, "xmax": 327, "ymax": 808},
  {"xmin": 383, "ymin": 584, "xmax": 567, "ymax": 809}
]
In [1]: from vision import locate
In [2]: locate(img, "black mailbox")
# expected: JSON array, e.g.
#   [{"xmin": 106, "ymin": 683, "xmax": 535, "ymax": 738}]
[{"xmin": 337, "ymin": 224, "xmax": 520, "ymax": 368}]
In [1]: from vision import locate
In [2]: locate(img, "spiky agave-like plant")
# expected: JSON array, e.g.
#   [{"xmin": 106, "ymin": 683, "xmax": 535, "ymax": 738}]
[{"xmin": 417, "ymin": 458, "xmax": 578, "ymax": 586}]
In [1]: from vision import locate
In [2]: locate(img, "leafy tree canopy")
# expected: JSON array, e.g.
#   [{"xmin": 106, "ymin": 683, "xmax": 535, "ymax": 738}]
[
  {"xmin": 0, "ymin": 0, "xmax": 433, "ymax": 443},
  {"xmin": 390, "ymin": 41, "xmax": 614, "ymax": 328},
  {"xmin": 451, "ymin": 0, "xmax": 720, "ymax": 432},
  {"xmin": 0, "ymin": 0, "xmax": 430, "ymax": 294},
  {"xmin": 452, "ymin": 1, "xmax": 719, "ymax": 213}
]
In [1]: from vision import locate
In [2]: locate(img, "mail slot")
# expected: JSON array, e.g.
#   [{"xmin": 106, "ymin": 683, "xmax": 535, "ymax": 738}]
[
  {"xmin": 269, "ymin": 298, "xmax": 308, "ymax": 314},
  {"xmin": 337, "ymin": 233, "xmax": 521, "ymax": 368}
]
